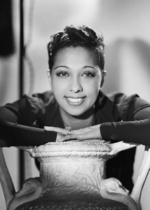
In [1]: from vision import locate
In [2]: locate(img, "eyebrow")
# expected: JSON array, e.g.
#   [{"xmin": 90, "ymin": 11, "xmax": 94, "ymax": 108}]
[
  {"xmin": 83, "ymin": 66, "xmax": 96, "ymax": 69},
  {"xmin": 53, "ymin": 65, "xmax": 96, "ymax": 70},
  {"xmin": 53, "ymin": 66, "xmax": 69, "ymax": 70}
]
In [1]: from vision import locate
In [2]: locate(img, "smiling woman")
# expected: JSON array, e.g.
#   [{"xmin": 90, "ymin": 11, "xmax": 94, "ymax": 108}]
[
  {"xmin": 0, "ymin": 25, "xmax": 150, "ymax": 194},
  {"xmin": 49, "ymin": 46, "xmax": 102, "ymax": 121}
]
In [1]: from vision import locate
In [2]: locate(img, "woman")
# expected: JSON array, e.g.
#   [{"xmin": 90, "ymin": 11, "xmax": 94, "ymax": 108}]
[{"xmin": 0, "ymin": 25, "xmax": 150, "ymax": 191}]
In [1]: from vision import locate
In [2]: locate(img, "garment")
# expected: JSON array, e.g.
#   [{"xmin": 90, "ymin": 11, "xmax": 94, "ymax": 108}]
[
  {"xmin": 0, "ymin": 90, "xmax": 150, "ymax": 147},
  {"xmin": 0, "ymin": 90, "xmax": 150, "ymax": 192}
]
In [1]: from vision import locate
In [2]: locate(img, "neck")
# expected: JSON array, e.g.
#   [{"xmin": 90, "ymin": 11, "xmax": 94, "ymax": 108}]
[{"xmin": 59, "ymin": 108, "xmax": 94, "ymax": 130}]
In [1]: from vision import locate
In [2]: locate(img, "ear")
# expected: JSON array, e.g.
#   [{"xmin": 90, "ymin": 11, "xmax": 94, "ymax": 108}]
[
  {"xmin": 100, "ymin": 70, "xmax": 107, "ymax": 87},
  {"xmin": 47, "ymin": 69, "xmax": 52, "ymax": 89}
]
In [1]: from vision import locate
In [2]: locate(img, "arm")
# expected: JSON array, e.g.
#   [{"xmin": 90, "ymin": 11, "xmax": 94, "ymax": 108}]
[
  {"xmin": 0, "ymin": 94, "xmax": 57, "ymax": 147},
  {"xmin": 101, "ymin": 107, "xmax": 150, "ymax": 146},
  {"xmin": 56, "ymin": 107, "xmax": 150, "ymax": 146},
  {"xmin": 0, "ymin": 120, "xmax": 56, "ymax": 147}
]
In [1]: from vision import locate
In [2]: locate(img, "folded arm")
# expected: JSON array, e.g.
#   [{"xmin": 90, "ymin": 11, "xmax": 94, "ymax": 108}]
[
  {"xmin": 56, "ymin": 107, "xmax": 150, "ymax": 146},
  {"xmin": 0, "ymin": 106, "xmax": 57, "ymax": 147}
]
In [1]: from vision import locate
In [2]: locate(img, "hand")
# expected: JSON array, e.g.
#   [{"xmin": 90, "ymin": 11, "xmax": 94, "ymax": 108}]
[
  {"xmin": 44, "ymin": 126, "xmax": 70, "ymax": 142},
  {"xmin": 44, "ymin": 125, "xmax": 102, "ymax": 142},
  {"xmin": 60, "ymin": 124, "xmax": 102, "ymax": 142}
]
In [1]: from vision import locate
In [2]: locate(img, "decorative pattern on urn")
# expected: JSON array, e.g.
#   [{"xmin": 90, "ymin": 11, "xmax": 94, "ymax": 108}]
[
  {"xmin": 13, "ymin": 141, "xmax": 139, "ymax": 210},
  {"xmin": 40, "ymin": 159, "xmax": 105, "ymax": 200}
]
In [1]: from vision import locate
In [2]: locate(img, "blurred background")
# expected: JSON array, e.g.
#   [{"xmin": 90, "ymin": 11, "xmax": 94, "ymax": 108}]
[{"xmin": 0, "ymin": 0, "xmax": 150, "ymax": 209}]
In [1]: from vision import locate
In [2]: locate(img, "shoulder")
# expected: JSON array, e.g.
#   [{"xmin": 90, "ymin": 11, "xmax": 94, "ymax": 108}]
[
  {"xmin": 106, "ymin": 91, "xmax": 139, "ymax": 104},
  {"xmin": 106, "ymin": 91, "xmax": 150, "ymax": 109},
  {"xmin": 106, "ymin": 91, "xmax": 150, "ymax": 120},
  {"xmin": 3, "ymin": 90, "xmax": 55, "ymax": 115},
  {"xmin": 97, "ymin": 91, "xmax": 139, "ymax": 108},
  {"xmin": 25, "ymin": 90, "xmax": 55, "ymax": 114},
  {"xmin": 0, "ymin": 91, "xmax": 56, "ymax": 125},
  {"xmin": 31, "ymin": 90, "xmax": 55, "ymax": 105}
]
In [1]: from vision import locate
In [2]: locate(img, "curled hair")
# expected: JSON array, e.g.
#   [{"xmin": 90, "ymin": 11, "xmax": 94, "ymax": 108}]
[{"xmin": 47, "ymin": 25, "xmax": 105, "ymax": 72}]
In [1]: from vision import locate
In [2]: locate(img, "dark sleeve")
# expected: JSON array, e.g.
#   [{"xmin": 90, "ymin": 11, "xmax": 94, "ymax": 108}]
[
  {"xmin": 0, "ymin": 93, "xmax": 50, "ymax": 125},
  {"xmin": 100, "ymin": 118, "xmax": 150, "ymax": 146},
  {"xmin": 0, "ymin": 120, "xmax": 57, "ymax": 147},
  {"xmin": 100, "ymin": 94, "xmax": 150, "ymax": 146},
  {"xmin": 0, "ymin": 92, "xmax": 57, "ymax": 146},
  {"xmin": 100, "ymin": 97, "xmax": 150, "ymax": 146}
]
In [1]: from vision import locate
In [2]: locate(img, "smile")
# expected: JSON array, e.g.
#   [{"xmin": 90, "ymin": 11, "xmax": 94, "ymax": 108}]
[{"xmin": 65, "ymin": 97, "xmax": 85, "ymax": 106}]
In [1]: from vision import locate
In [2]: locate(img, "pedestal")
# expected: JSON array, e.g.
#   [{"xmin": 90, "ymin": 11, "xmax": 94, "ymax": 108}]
[{"xmin": 15, "ymin": 141, "xmax": 138, "ymax": 210}]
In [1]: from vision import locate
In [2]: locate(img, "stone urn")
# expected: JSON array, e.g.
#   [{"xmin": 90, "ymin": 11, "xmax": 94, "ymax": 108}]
[{"xmin": 14, "ymin": 140, "xmax": 139, "ymax": 210}]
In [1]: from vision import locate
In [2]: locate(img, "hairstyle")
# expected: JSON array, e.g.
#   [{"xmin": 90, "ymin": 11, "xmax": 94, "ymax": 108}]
[{"xmin": 47, "ymin": 25, "xmax": 106, "ymax": 86}]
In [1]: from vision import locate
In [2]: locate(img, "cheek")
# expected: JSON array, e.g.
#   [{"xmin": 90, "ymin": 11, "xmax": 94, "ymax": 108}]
[
  {"xmin": 51, "ymin": 80, "xmax": 67, "ymax": 98},
  {"xmin": 84, "ymin": 80, "xmax": 100, "ymax": 103},
  {"xmin": 84, "ymin": 79, "xmax": 101, "ymax": 93},
  {"xmin": 51, "ymin": 78, "xmax": 60, "ymax": 90},
  {"xmin": 52, "ymin": 77, "xmax": 71, "ymax": 89}
]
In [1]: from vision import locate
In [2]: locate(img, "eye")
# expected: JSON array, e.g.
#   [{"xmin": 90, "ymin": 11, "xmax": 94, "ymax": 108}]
[
  {"xmin": 82, "ymin": 71, "xmax": 95, "ymax": 78},
  {"xmin": 56, "ymin": 71, "xmax": 69, "ymax": 78}
]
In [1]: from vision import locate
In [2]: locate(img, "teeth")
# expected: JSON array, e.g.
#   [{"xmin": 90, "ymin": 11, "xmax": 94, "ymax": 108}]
[
  {"xmin": 66, "ymin": 97, "xmax": 85, "ymax": 105},
  {"xmin": 68, "ymin": 98, "xmax": 82, "ymax": 103}
]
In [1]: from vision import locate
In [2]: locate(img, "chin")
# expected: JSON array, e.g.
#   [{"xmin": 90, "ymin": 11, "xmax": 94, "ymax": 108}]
[
  {"xmin": 63, "ymin": 107, "xmax": 84, "ymax": 116},
  {"xmin": 66, "ymin": 107, "xmax": 92, "ymax": 118},
  {"xmin": 67, "ymin": 111, "xmax": 85, "ymax": 117}
]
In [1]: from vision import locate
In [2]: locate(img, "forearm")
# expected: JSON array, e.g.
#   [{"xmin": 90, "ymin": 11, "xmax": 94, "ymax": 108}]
[
  {"xmin": 100, "ymin": 118, "xmax": 150, "ymax": 146},
  {"xmin": 0, "ymin": 120, "xmax": 57, "ymax": 147}
]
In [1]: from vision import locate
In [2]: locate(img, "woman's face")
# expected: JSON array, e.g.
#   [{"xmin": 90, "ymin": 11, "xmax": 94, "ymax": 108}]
[{"xmin": 50, "ymin": 46, "xmax": 102, "ymax": 117}]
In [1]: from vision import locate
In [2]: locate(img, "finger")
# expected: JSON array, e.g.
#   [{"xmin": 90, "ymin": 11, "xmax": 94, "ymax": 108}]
[
  {"xmin": 44, "ymin": 126, "xmax": 68, "ymax": 135},
  {"xmin": 57, "ymin": 135, "xmax": 75, "ymax": 142},
  {"xmin": 60, "ymin": 134, "xmax": 85, "ymax": 142},
  {"xmin": 58, "ymin": 135, "xmax": 103, "ymax": 143},
  {"xmin": 44, "ymin": 126, "xmax": 61, "ymax": 131},
  {"xmin": 56, "ymin": 133, "xmax": 66, "ymax": 141}
]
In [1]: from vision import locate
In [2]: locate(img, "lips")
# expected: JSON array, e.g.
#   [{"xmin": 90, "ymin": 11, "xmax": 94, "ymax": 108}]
[{"xmin": 65, "ymin": 97, "xmax": 86, "ymax": 106}]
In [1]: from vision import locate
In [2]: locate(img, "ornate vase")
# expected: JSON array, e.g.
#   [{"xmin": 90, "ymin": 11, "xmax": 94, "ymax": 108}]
[{"xmin": 15, "ymin": 141, "xmax": 138, "ymax": 210}]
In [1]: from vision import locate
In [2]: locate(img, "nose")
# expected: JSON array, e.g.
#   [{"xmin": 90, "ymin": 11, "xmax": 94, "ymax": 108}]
[{"xmin": 70, "ymin": 77, "xmax": 83, "ymax": 93}]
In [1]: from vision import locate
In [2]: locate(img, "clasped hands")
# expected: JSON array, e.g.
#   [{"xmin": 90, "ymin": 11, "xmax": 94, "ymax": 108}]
[{"xmin": 44, "ymin": 124, "xmax": 102, "ymax": 142}]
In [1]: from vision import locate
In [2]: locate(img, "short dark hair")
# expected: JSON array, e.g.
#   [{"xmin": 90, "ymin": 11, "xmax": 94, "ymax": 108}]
[{"xmin": 47, "ymin": 25, "xmax": 105, "ymax": 72}]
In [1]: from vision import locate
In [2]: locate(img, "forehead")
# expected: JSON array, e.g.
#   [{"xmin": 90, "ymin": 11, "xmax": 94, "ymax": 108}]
[{"xmin": 53, "ymin": 46, "xmax": 98, "ymax": 68}]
